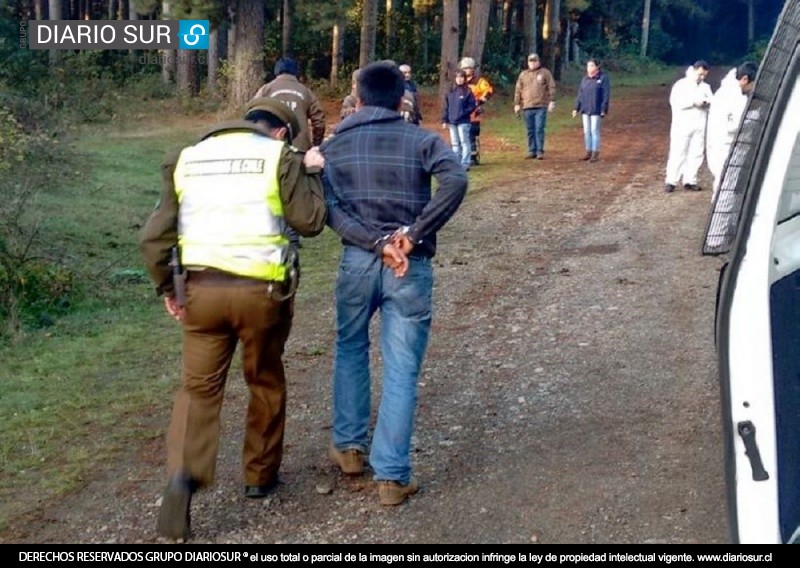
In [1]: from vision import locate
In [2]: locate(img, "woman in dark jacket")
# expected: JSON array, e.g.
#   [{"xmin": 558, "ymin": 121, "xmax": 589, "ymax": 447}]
[
  {"xmin": 441, "ymin": 70, "xmax": 477, "ymax": 168},
  {"xmin": 572, "ymin": 59, "xmax": 611, "ymax": 162}
]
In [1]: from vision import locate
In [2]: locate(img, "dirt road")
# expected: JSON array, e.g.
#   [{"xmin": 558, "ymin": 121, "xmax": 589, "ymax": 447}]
[{"xmin": 0, "ymin": 81, "xmax": 728, "ymax": 544}]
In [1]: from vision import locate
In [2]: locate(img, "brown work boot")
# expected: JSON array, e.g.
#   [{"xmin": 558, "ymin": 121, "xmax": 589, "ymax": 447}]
[
  {"xmin": 156, "ymin": 474, "xmax": 196, "ymax": 541},
  {"xmin": 328, "ymin": 445, "xmax": 365, "ymax": 475},
  {"xmin": 589, "ymin": 151, "xmax": 600, "ymax": 162},
  {"xmin": 580, "ymin": 150, "xmax": 592, "ymax": 161},
  {"xmin": 378, "ymin": 478, "xmax": 419, "ymax": 506}
]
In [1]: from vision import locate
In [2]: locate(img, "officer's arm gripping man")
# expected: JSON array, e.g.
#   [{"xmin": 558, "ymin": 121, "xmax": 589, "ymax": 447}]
[{"xmin": 278, "ymin": 145, "xmax": 327, "ymax": 237}]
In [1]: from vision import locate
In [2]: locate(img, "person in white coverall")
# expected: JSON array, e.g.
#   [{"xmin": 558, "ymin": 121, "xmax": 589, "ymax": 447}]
[
  {"xmin": 664, "ymin": 61, "xmax": 712, "ymax": 193},
  {"xmin": 706, "ymin": 61, "xmax": 758, "ymax": 200}
]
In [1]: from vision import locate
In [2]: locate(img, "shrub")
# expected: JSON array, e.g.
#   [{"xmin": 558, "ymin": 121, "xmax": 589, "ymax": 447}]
[
  {"xmin": 0, "ymin": 101, "xmax": 71, "ymax": 338},
  {"xmin": 0, "ymin": 260, "xmax": 74, "ymax": 333}
]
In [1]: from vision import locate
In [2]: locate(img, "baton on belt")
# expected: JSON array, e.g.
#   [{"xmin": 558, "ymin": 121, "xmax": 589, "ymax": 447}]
[{"xmin": 170, "ymin": 246, "xmax": 187, "ymax": 308}]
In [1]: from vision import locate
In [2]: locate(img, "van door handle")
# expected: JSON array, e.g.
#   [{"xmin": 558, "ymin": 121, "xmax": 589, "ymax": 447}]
[{"xmin": 737, "ymin": 421, "xmax": 769, "ymax": 481}]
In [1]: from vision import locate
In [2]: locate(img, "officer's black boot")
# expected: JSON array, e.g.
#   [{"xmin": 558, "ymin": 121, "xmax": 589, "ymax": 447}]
[{"xmin": 156, "ymin": 473, "xmax": 196, "ymax": 541}]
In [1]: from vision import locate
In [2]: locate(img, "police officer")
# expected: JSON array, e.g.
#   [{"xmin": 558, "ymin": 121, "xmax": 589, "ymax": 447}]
[
  {"xmin": 139, "ymin": 98, "xmax": 327, "ymax": 541},
  {"xmin": 254, "ymin": 57, "xmax": 326, "ymax": 152},
  {"xmin": 254, "ymin": 57, "xmax": 325, "ymax": 247}
]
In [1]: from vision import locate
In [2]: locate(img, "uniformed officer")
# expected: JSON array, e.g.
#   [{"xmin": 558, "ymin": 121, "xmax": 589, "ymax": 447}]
[
  {"xmin": 253, "ymin": 57, "xmax": 326, "ymax": 152},
  {"xmin": 139, "ymin": 98, "xmax": 327, "ymax": 541}
]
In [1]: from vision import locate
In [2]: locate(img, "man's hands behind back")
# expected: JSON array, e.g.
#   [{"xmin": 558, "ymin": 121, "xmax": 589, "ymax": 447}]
[{"xmin": 380, "ymin": 231, "xmax": 416, "ymax": 278}]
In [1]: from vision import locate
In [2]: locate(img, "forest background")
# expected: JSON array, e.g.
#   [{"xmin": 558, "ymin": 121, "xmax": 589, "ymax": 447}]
[{"xmin": 0, "ymin": 0, "xmax": 787, "ymax": 532}]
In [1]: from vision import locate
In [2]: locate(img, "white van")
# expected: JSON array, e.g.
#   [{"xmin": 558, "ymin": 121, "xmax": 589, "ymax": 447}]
[{"xmin": 703, "ymin": 0, "xmax": 800, "ymax": 544}]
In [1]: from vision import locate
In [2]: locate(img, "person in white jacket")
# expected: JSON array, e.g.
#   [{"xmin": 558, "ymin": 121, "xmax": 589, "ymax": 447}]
[
  {"xmin": 664, "ymin": 61, "xmax": 713, "ymax": 193},
  {"xmin": 707, "ymin": 61, "xmax": 758, "ymax": 199}
]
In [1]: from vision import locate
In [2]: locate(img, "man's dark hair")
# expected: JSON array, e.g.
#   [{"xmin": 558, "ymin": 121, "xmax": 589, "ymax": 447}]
[
  {"xmin": 357, "ymin": 62, "xmax": 405, "ymax": 110},
  {"xmin": 245, "ymin": 110, "xmax": 290, "ymax": 135},
  {"xmin": 693, "ymin": 59, "xmax": 710, "ymax": 71},
  {"xmin": 736, "ymin": 61, "xmax": 758, "ymax": 82}
]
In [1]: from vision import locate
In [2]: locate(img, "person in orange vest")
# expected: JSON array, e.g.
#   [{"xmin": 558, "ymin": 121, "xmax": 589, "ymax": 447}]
[{"xmin": 459, "ymin": 57, "xmax": 494, "ymax": 165}]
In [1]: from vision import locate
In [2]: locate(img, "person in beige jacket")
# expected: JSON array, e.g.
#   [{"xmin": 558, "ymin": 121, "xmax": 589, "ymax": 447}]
[
  {"xmin": 513, "ymin": 53, "xmax": 556, "ymax": 159},
  {"xmin": 253, "ymin": 57, "xmax": 326, "ymax": 152}
]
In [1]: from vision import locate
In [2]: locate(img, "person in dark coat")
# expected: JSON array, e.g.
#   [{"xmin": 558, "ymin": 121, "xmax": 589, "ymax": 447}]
[
  {"xmin": 441, "ymin": 70, "xmax": 477, "ymax": 168},
  {"xmin": 572, "ymin": 59, "xmax": 611, "ymax": 162}
]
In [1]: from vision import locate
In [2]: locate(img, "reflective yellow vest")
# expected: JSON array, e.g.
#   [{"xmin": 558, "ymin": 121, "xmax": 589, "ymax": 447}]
[{"xmin": 173, "ymin": 131, "xmax": 289, "ymax": 282}]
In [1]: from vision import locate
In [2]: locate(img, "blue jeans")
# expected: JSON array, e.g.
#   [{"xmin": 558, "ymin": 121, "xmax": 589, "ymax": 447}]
[
  {"xmin": 332, "ymin": 246, "xmax": 433, "ymax": 483},
  {"xmin": 582, "ymin": 114, "xmax": 602, "ymax": 152},
  {"xmin": 448, "ymin": 123, "xmax": 472, "ymax": 167},
  {"xmin": 523, "ymin": 107, "xmax": 548, "ymax": 155}
]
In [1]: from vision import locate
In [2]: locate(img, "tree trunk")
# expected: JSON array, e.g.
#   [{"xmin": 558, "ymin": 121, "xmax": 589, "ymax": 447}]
[
  {"xmin": 282, "ymin": 0, "xmax": 293, "ymax": 57},
  {"xmin": 422, "ymin": 13, "xmax": 429, "ymax": 68},
  {"xmin": 118, "ymin": 0, "xmax": 128, "ymax": 20},
  {"xmin": 502, "ymin": 0, "xmax": 513, "ymax": 35},
  {"xmin": 514, "ymin": 0, "xmax": 525, "ymax": 57},
  {"xmin": 35, "ymin": 0, "xmax": 47, "ymax": 19},
  {"xmin": 462, "ymin": 0, "xmax": 490, "ymax": 67},
  {"xmin": 127, "ymin": 5, "xmax": 137, "ymax": 61},
  {"xmin": 331, "ymin": 18, "xmax": 345, "ymax": 86},
  {"xmin": 230, "ymin": 0, "xmax": 265, "ymax": 107},
  {"xmin": 161, "ymin": 1, "xmax": 175, "ymax": 86},
  {"xmin": 570, "ymin": 20, "xmax": 579, "ymax": 63},
  {"xmin": 503, "ymin": 0, "xmax": 514, "ymax": 55},
  {"xmin": 439, "ymin": 0, "xmax": 459, "ymax": 103},
  {"xmin": 543, "ymin": 0, "xmax": 560, "ymax": 75},
  {"xmin": 747, "ymin": 0, "xmax": 755, "ymax": 46},
  {"xmin": 561, "ymin": 14, "xmax": 568, "ymax": 75},
  {"xmin": 176, "ymin": 50, "xmax": 199, "ymax": 96},
  {"xmin": 218, "ymin": 24, "xmax": 228, "ymax": 60},
  {"xmin": 640, "ymin": 0, "xmax": 651, "ymax": 57},
  {"xmin": 359, "ymin": 0, "xmax": 378, "ymax": 67},
  {"xmin": 48, "ymin": 0, "xmax": 60, "ymax": 66},
  {"xmin": 385, "ymin": 0, "xmax": 394, "ymax": 55},
  {"xmin": 227, "ymin": 5, "xmax": 236, "ymax": 64},
  {"xmin": 523, "ymin": 0, "xmax": 537, "ymax": 56},
  {"xmin": 108, "ymin": 0, "xmax": 117, "ymax": 20},
  {"xmin": 208, "ymin": 28, "xmax": 219, "ymax": 94}
]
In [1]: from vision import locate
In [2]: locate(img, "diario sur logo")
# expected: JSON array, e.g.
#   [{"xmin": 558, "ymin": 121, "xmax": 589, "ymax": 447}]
[
  {"xmin": 28, "ymin": 20, "xmax": 210, "ymax": 50},
  {"xmin": 178, "ymin": 20, "xmax": 208, "ymax": 50}
]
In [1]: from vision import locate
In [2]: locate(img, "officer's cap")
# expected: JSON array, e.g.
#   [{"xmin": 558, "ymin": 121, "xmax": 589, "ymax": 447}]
[{"xmin": 244, "ymin": 97, "xmax": 301, "ymax": 143}]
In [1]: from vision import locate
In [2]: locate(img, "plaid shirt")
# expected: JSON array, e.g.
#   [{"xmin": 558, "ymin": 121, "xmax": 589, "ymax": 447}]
[{"xmin": 321, "ymin": 106, "xmax": 467, "ymax": 257}]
